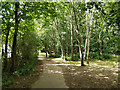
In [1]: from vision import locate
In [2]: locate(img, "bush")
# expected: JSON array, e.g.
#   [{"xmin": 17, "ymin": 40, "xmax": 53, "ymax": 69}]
[
  {"xmin": 66, "ymin": 57, "xmax": 71, "ymax": 61},
  {"xmin": 102, "ymin": 54, "xmax": 111, "ymax": 59},
  {"xmin": 14, "ymin": 59, "xmax": 37, "ymax": 76},
  {"xmin": 15, "ymin": 31, "xmax": 39, "ymax": 76},
  {"xmin": 2, "ymin": 73, "xmax": 13, "ymax": 89},
  {"xmin": 49, "ymin": 54, "xmax": 54, "ymax": 58},
  {"xmin": 49, "ymin": 53, "xmax": 61, "ymax": 58},
  {"xmin": 89, "ymin": 52, "xmax": 99, "ymax": 59},
  {"xmin": 73, "ymin": 55, "xmax": 79, "ymax": 61},
  {"xmin": 66, "ymin": 54, "xmax": 79, "ymax": 61},
  {"xmin": 55, "ymin": 53, "xmax": 61, "ymax": 58},
  {"xmin": 89, "ymin": 52, "xmax": 111, "ymax": 60}
]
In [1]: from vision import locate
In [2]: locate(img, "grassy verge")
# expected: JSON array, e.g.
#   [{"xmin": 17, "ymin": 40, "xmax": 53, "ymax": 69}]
[
  {"xmin": 39, "ymin": 52, "xmax": 49, "ymax": 57},
  {"xmin": 2, "ymin": 60, "xmax": 38, "ymax": 89},
  {"xmin": 51, "ymin": 54, "xmax": 119, "ymax": 69}
]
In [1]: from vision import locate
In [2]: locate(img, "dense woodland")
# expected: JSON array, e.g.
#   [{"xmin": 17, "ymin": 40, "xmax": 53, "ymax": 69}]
[{"xmin": 1, "ymin": 1, "xmax": 120, "ymax": 88}]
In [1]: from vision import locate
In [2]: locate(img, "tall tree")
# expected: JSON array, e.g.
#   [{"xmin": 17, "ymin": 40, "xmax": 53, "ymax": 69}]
[
  {"xmin": 86, "ymin": 4, "xmax": 94, "ymax": 64},
  {"xmin": 70, "ymin": 0, "xmax": 74, "ymax": 61},
  {"xmin": 83, "ymin": 3, "xmax": 89, "ymax": 61},
  {"xmin": 72, "ymin": 2, "xmax": 84, "ymax": 66},
  {"xmin": 11, "ymin": 2, "xmax": 19, "ymax": 72}
]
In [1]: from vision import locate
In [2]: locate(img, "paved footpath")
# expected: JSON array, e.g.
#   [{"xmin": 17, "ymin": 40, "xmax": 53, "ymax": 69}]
[{"xmin": 32, "ymin": 57, "xmax": 68, "ymax": 88}]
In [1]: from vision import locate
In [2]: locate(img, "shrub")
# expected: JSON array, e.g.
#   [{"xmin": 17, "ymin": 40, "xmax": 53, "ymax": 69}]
[
  {"xmin": 89, "ymin": 52, "xmax": 99, "ymax": 59},
  {"xmin": 66, "ymin": 54, "xmax": 79, "ymax": 61},
  {"xmin": 66, "ymin": 56, "xmax": 71, "ymax": 61},
  {"xmin": 14, "ymin": 31, "xmax": 39, "ymax": 76},
  {"xmin": 102, "ymin": 54, "xmax": 111, "ymax": 59},
  {"xmin": 14, "ymin": 59, "xmax": 37, "ymax": 76},
  {"xmin": 49, "ymin": 54, "xmax": 54, "ymax": 58},
  {"xmin": 89, "ymin": 52, "xmax": 111, "ymax": 60},
  {"xmin": 55, "ymin": 53, "xmax": 61, "ymax": 58},
  {"xmin": 49, "ymin": 53, "xmax": 61, "ymax": 58},
  {"xmin": 73, "ymin": 55, "xmax": 79, "ymax": 61}
]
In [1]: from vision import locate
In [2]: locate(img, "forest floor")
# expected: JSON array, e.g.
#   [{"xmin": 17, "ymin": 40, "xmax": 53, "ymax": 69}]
[{"xmin": 10, "ymin": 53, "xmax": 119, "ymax": 88}]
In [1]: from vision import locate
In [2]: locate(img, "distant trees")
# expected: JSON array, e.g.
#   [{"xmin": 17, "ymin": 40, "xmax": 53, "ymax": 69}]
[{"xmin": 35, "ymin": 2, "xmax": 119, "ymax": 65}]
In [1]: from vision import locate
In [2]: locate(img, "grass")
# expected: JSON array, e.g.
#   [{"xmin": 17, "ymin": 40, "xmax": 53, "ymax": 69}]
[
  {"xmin": 89, "ymin": 54, "xmax": 118, "ymax": 68},
  {"xmin": 49, "ymin": 54, "xmax": 119, "ymax": 69},
  {"xmin": 39, "ymin": 52, "xmax": 49, "ymax": 57}
]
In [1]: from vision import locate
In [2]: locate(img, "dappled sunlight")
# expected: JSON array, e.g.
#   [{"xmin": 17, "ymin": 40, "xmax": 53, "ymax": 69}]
[
  {"xmin": 47, "ymin": 70, "xmax": 63, "ymax": 74},
  {"xmin": 75, "ymin": 64, "xmax": 81, "ymax": 66},
  {"xmin": 52, "ymin": 58, "xmax": 62, "ymax": 61},
  {"xmin": 2, "ymin": 1, "xmax": 119, "ymax": 88},
  {"xmin": 62, "ymin": 64, "xmax": 118, "ymax": 88},
  {"xmin": 46, "ymin": 63, "xmax": 75, "ymax": 66}
]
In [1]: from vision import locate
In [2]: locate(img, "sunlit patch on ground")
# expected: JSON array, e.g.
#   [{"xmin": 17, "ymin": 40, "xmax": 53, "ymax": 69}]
[
  {"xmin": 13, "ymin": 54, "xmax": 118, "ymax": 88},
  {"xmin": 50, "ymin": 55, "xmax": 118, "ymax": 88}
]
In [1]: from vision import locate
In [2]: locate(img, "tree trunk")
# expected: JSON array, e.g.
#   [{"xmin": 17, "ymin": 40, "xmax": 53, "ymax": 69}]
[
  {"xmin": 2, "ymin": 36, "xmax": 4, "ymax": 57},
  {"xmin": 45, "ymin": 37, "xmax": 47, "ymax": 58},
  {"xmin": 70, "ymin": 0, "xmax": 74, "ymax": 61},
  {"xmin": 84, "ymin": 11, "xmax": 89, "ymax": 61},
  {"xmin": 11, "ymin": 2, "xmax": 19, "ymax": 73},
  {"xmin": 53, "ymin": 43, "xmax": 56, "ymax": 57},
  {"xmin": 75, "ymin": 41, "xmax": 78, "ymax": 57},
  {"xmin": 86, "ymin": 5, "xmax": 94, "ymax": 64},
  {"xmin": 81, "ymin": 52, "xmax": 84, "ymax": 66},
  {"xmin": 66, "ymin": 46, "xmax": 69, "ymax": 55},
  {"xmin": 72, "ymin": 3, "xmax": 84, "ymax": 66},
  {"xmin": 3, "ymin": 23, "xmax": 10, "ymax": 71},
  {"xmin": 52, "ymin": 31, "xmax": 56, "ymax": 57},
  {"xmin": 99, "ymin": 30, "xmax": 102, "ymax": 55},
  {"xmin": 55, "ymin": 18, "xmax": 66, "ymax": 60},
  {"xmin": 87, "ymin": 27, "xmax": 91, "ymax": 64}
]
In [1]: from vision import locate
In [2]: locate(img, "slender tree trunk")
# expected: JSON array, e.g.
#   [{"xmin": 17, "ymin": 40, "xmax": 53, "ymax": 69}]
[
  {"xmin": 45, "ymin": 37, "xmax": 47, "ymax": 58},
  {"xmin": 84, "ymin": 11, "xmax": 88, "ymax": 61},
  {"xmin": 55, "ymin": 19, "xmax": 66, "ymax": 60},
  {"xmin": 75, "ymin": 40, "xmax": 78, "ymax": 57},
  {"xmin": 72, "ymin": 3, "xmax": 84, "ymax": 66},
  {"xmin": 81, "ymin": 52, "xmax": 84, "ymax": 66},
  {"xmin": 2, "ymin": 37, "xmax": 4, "ymax": 56},
  {"xmin": 75, "ymin": 40, "xmax": 79, "ymax": 58},
  {"xmin": 11, "ymin": 2, "xmax": 19, "ymax": 72},
  {"xmin": 66, "ymin": 46, "xmax": 69, "ymax": 55},
  {"xmin": 2, "ymin": 36, "xmax": 4, "ymax": 57},
  {"xmin": 53, "ymin": 42, "xmax": 56, "ymax": 57},
  {"xmin": 3, "ymin": 23, "xmax": 10, "ymax": 71},
  {"xmin": 52, "ymin": 31, "xmax": 56, "ymax": 57},
  {"xmin": 87, "ymin": 27, "xmax": 91, "ymax": 64},
  {"xmin": 86, "ymin": 7, "xmax": 94, "ymax": 64},
  {"xmin": 45, "ymin": 51, "xmax": 47, "ymax": 58},
  {"xmin": 99, "ymin": 30, "xmax": 102, "ymax": 55},
  {"xmin": 70, "ymin": 0, "xmax": 74, "ymax": 61}
]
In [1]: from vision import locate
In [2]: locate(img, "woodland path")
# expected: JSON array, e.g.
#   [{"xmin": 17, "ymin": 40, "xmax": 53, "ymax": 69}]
[
  {"xmin": 12, "ymin": 56, "xmax": 118, "ymax": 88},
  {"xmin": 31, "ymin": 56, "xmax": 68, "ymax": 88}
]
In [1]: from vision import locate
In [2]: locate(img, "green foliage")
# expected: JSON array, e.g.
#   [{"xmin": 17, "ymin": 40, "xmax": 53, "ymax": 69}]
[
  {"xmin": 73, "ymin": 55, "xmax": 79, "ymax": 61},
  {"xmin": 19, "ymin": 32, "xmax": 39, "ymax": 60},
  {"xmin": 2, "ymin": 3, "xmax": 120, "ymax": 87},
  {"xmin": 2, "ymin": 73, "xmax": 13, "ymax": 89},
  {"xmin": 55, "ymin": 53, "xmax": 61, "ymax": 58},
  {"xmin": 102, "ymin": 54, "xmax": 111, "ymax": 59},
  {"xmin": 89, "ymin": 52, "xmax": 111, "ymax": 60},
  {"xmin": 14, "ymin": 31, "xmax": 39, "ymax": 76},
  {"xmin": 66, "ymin": 57, "xmax": 71, "ymax": 61},
  {"xmin": 49, "ymin": 53, "xmax": 61, "ymax": 58},
  {"xmin": 13, "ymin": 59, "xmax": 37, "ymax": 76},
  {"xmin": 49, "ymin": 54, "xmax": 54, "ymax": 58},
  {"xmin": 66, "ymin": 54, "xmax": 79, "ymax": 61}
]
